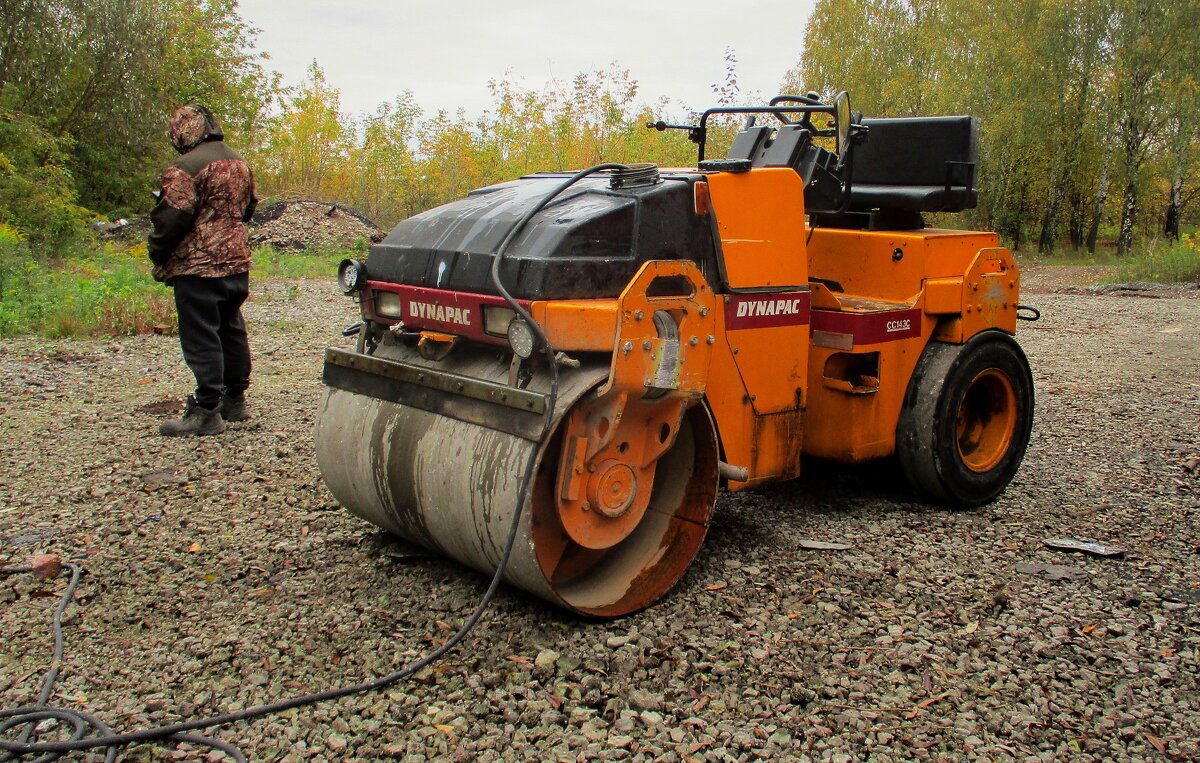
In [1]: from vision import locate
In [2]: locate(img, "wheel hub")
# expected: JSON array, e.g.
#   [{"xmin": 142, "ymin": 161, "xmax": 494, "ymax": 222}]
[
  {"xmin": 589, "ymin": 461, "xmax": 638, "ymax": 517},
  {"xmin": 956, "ymin": 369, "xmax": 1017, "ymax": 473}
]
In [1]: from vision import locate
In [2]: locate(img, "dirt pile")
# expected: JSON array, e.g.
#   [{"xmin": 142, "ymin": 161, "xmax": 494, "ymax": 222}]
[
  {"xmin": 249, "ymin": 200, "xmax": 385, "ymax": 252},
  {"xmin": 99, "ymin": 200, "xmax": 387, "ymax": 252},
  {"xmin": 94, "ymin": 216, "xmax": 151, "ymax": 241}
]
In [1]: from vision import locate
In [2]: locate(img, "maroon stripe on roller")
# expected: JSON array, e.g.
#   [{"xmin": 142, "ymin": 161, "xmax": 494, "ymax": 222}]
[
  {"xmin": 366, "ymin": 281, "xmax": 529, "ymax": 345},
  {"xmin": 724, "ymin": 291, "xmax": 811, "ymax": 331},
  {"xmin": 811, "ymin": 308, "xmax": 922, "ymax": 345}
]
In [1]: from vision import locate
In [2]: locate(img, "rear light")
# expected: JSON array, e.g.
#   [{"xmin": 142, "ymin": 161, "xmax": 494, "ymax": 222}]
[
  {"xmin": 483, "ymin": 305, "xmax": 515, "ymax": 336},
  {"xmin": 694, "ymin": 181, "xmax": 710, "ymax": 216},
  {"xmin": 374, "ymin": 291, "xmax": 403, "ymax": 318}
]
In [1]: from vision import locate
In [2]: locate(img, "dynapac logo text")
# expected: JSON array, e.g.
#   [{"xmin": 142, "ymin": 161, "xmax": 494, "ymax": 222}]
[
  {"xmin": 409, "ymin": 301, "xmax": 472, "ymax": 326},
  {"xmin": 735, "ymin": 298, "xmax": 805, "ymax": 318},
  {"xmin": 886, "ymin": 319, "xmax": 911, "ymax": 333}
]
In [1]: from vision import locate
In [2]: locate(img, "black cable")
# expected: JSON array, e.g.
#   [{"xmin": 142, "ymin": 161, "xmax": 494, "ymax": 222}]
[
  {"xmin": 0, "ymin": 563, "xmax": 122, "ymax": 763},
  {"xmin": 490, "ymin": 163, "xmax": 630, "ymax": 410},
  {"xmin": 0, "ymin": 164, "xmax": 627, "ymax": 761}
]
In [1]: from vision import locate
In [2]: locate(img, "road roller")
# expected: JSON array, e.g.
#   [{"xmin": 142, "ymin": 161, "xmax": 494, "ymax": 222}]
[{"xmin": 315, "ymin": 92, "xmax": 1034, "ymax": 617}]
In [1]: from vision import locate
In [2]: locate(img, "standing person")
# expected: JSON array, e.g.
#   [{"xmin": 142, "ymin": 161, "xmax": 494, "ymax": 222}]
[{"xmin": 149, "ymin": 104, "xmax": 258, "ymax": 436}]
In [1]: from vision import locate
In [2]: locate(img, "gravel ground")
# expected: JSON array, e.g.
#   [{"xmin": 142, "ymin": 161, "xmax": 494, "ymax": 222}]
[{"xmin": 1, "ymin": 268, "xmax": 1197, "ymax": 762}]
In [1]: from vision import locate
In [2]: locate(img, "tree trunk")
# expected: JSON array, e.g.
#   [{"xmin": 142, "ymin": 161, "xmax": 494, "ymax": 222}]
[
  {"xmin": 0, "ymin": 0, "xmax": 37, "ymax": 90},
  {"xmin": 1086, "ymin": 161, "xmax": 1110, "ymax": 254},
  {"xmin": 1038, "ymin": 166, "xmax": 1067, "ymax": 254},
  {"xmin": 1117, "ymin": 179, "xmax": 1136, "ymax": 255},
  {"xmin": 1040, "ymin": 65, "xmax": 1093, "ymax": 255},
  {"xmin": 1068, "ymin": 190, "xmax": 1085, "ymax": 249},
  {"xmin": 1164, "ymin": 175, "xmax": 1183, "ymax": 239},
  {"xmin": 1011, "ymin": 182, "xmax": 1026, "ymax": 251}
]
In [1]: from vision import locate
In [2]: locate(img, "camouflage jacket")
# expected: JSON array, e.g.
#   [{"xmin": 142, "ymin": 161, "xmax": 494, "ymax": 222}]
[{"xmin": 148, "ymin": 139, "xmax": 257, "ymax": 283}]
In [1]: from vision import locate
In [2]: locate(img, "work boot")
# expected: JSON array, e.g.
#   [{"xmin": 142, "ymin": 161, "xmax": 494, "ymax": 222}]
[
  {"xmin": 220, "ymin": 395, "xmax": 250, "ymax": 422},
  {"xmin": 159, "ymin": 395, "xmax": 225, "ymax": 436}
]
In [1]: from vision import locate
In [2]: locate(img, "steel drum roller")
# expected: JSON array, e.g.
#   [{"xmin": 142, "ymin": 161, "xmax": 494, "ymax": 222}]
[{"xmin": 315, "ymin": 340, "xmax": 719, "ymax": 617}]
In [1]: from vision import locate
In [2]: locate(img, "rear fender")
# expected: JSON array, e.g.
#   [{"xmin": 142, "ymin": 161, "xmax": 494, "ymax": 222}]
[{"xmin": 925, "ymin": 247, "xmax": 1020, "ymax": 343}]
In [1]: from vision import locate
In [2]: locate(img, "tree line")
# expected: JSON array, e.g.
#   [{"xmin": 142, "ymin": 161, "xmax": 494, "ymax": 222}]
[
  {"xmin": 0, "ymin": 0, "xmax": 276, "ymax": 245},
  {"xmin": 793, "ymin": 0, "xmax": 1200, "ymax": 253},
  {"xmin": 244, "ymin": 64, "xmax": 700, "ymax": 229},
  {"xmin": 0, "ymin": 0, "xmax": 1196, "ymax": 255}
]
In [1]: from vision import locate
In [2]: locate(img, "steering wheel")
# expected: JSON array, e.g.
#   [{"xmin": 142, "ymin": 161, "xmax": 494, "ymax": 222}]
[{"xmin": 769, "ymin": 93, "xmax": 824, "ymax": 133}]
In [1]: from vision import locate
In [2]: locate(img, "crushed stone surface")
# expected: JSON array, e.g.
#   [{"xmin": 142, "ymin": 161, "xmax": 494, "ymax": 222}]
[{"xmin": 1, "ymin": 270, "xmax": 1197, "ymax": 762}]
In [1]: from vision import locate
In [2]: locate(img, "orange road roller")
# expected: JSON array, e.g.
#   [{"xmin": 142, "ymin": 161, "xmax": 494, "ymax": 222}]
[{"xmin": 315, "ymin": 92, "xmax": 1034, "ymax": 617}]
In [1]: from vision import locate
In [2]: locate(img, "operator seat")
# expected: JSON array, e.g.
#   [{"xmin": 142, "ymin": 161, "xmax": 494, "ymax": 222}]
[
  {"xmin": 721, "ymin": 113, "xmax": 980, "ymax": 230},
  {"xmin": 849, "ymin": 116, "xmax": 979, "ymax": 213}
]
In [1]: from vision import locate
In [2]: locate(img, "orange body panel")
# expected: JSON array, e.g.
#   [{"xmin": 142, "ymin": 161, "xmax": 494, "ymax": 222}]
[
  {"xmin": 706, "ymin": 169, "xmax": 809, "ymax": 289},
  {"xmin": 528, "ymin": 171, "xmax": 1023, "ymax": 488},
  {"xmin": 800, "ymin": 227, "xmax": 1020, "ymax": 463},
  {"xmin": 807, "ymin": 227, "xmax": 1000, "ymax": 302},
  {"xmin": 703, "ymin": 307, "xmax": 807, "ymax": 489},
  {"xmin": 531, "ymin": 299, "xmax": 619, "ymax": 352},
  {"xmin": 803, "ymin": 326, "xmax": 932, "ymax": 461},
  {"xmin": 703, "ymin": 168, "xmax": 813, "ymax": 487}
]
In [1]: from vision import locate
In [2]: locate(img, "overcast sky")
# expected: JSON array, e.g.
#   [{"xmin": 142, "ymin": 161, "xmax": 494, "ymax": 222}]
[{"xmin": 235, "ymin": 0, "xmax": 818, "ymax": 121}]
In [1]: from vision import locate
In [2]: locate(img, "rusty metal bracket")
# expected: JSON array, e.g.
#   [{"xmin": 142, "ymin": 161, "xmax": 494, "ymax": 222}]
[
  {"xmin": 930, "ymin": 247, "xmax": 1020, "ymax": 343},
  {"xmin": 324, "ymin": 347, "xmax": 547, "ymax": 414},
  {"xmin": 602, "ymin": 260, "xmax": 718, "ymax": 398},
  {"xmin": 553, "ymin": 261, "xmax": 718, "ymax": 549}
]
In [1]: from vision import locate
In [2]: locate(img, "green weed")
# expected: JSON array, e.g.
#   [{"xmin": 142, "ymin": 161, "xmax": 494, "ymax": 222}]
[
  {"xmin": 1109, "ymin": 235, "xmax": 1200, "ymax": 283},
  {"xmin": 249, "ymin": 245, "xmax": 349, "ymax": 282},
  {"xmin": 0, "ymin": 233, "xmax": 176, "ymax": 338},
  {"xmin": 0, "ymin": 238, "xmax": 360, "ymax": 339},
  {"xmin": 1025, "ymin": 247, "xmax": 1121, "ymax": 267},
  {"xmin": 1023, "ymin": 234, "xmax": 1199, "ymax": 284},
  {"xmin": 268, "ymin": 317, "xmax": 303, "ymax": 331}
]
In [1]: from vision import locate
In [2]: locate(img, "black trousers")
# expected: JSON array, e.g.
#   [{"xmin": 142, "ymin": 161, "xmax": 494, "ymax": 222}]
[{"xmin": 173, "ymin": 273, "xmax": 252, "ymax": 409}]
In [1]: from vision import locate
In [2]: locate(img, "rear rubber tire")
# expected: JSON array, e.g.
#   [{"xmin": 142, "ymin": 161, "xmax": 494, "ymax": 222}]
[{"xmin": 897, "ymin": 331, "xmax": 1033, "ymax": 507}]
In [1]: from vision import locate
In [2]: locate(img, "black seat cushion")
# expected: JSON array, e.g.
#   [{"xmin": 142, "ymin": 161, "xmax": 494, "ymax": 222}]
[{"xmin": 849, "ymin": 183, "xmax": 973, "ymax": 211}]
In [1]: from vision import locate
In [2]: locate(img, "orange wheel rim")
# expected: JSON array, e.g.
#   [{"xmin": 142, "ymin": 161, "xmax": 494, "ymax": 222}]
[{"xmin": 956, "ymin": 369, "xmax": 1017, "ymax": 473}]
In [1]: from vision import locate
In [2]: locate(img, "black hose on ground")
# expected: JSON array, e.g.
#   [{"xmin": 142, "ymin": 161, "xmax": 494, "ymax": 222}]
[
  {"xmin": 0, "ymin": 563, "xmax": 124, "ymax": 763},
  {"xmin": 0, "ymin": 164, "xmax": 629, "ymax": 761}
]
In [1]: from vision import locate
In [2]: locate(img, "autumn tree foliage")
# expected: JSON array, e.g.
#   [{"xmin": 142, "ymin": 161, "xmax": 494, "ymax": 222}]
[
  {"xmin": 253, "ymin": 65, "xmax": 699, "ymax": 229},
  {"xmin": 0, "ymin": 0, "xmax": 276, "ymax": 222},
  {"xmin": 3, "ymin": 0, "xmax": 1195, "ymax": 259},
  {"xmin": 788, "ymin": 0, "xmax": 1200, "ymax": 252},
  {"xmin": 253, "ymin": 0, "xmax": 1199, "ymax": 251}
]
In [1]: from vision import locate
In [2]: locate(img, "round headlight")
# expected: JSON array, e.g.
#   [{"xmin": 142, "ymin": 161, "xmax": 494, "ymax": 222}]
[
  {"xmin": 506, "ymin": 317, "xmax": 537, "ymax": 359},
  {"xmin": 338, "ymin": 259, "xmax": 366, "ymax": 294}
]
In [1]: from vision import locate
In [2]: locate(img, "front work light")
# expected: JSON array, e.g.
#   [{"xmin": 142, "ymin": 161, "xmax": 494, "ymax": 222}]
[
  {"xmin": 506, "ymin": 317, "xmax": 537, "ymax": 359},
  {"xmin": 338, "ymin": 259, "xmax": 367, "ymax": 295}
]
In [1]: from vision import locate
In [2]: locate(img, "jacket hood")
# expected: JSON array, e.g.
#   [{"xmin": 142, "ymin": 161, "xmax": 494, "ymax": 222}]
[{"xmin": 168, "ymin": 105, "xmax": 224, "ymax": 154}]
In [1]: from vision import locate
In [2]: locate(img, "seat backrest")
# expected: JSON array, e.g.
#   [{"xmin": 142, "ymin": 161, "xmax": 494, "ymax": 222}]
[
  {"xmin": 852, "ymin": 116, "xmax": 978, "ymax": 197},
  {"xmin": 855, "ymin": 116, "xmax": 978, "ymax": 185}
]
